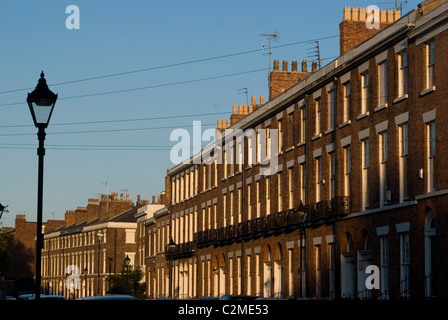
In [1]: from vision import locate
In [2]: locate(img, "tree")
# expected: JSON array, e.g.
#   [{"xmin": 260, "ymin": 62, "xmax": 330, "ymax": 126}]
[
  {"xmin": 107, "ymin": 262, "xmax": 146, "ymax": 299},
  {"xmin": 0, "ymin": 230, "xmax": 11, "ymax": 275}
]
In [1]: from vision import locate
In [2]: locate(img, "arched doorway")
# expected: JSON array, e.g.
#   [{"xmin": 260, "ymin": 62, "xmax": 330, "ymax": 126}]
[
  {"xmin": 219, "ymin": 254, "xmax": 226, "ymax": 296},
  {"xmin": 263, "ymin": 245, "xmax": 273, "ymax": 298},
  {"xmin": 357, "ymin": 230, "xmax": 372, "ymax": 299},
  {"xmin": 341, "ymin": 232, "xmax": 355, "ymax": 298},
  {"xmin": 273, "ymin": 243, "xmax": 283, "ymax": 298}
]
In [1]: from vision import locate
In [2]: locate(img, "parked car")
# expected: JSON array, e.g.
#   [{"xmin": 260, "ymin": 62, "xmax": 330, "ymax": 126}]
[
  {"xmin": 17, "ymin": 294, "xmax": 65, "ymax": 300},
  {"xmin": 76, "ymin": 294, "xmax": 137, "ymax": 300},
  {"xmin": 40, "ymin": 295, "xmax": 66, "ymax": 300},
  {"xmin": 219, "ymin": 295, "xmax": 258, "ymax": 300}
]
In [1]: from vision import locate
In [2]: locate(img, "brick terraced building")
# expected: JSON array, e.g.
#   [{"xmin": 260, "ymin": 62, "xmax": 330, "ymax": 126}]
[
  {"xmin": 143, "ymin": 0, "xmax": 448, "ymax": 300},
  {"xmin": 40, "ymin": 192, "xmax": 148, "ymax": 299}
]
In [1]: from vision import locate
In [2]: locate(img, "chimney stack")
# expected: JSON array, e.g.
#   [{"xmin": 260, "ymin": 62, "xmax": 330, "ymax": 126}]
[
  {"xmin": 269, "ymin": 60, "xmax": 310, "ymax": 99},
  {"xmin": 339, "ymin": 6, "xmax": 400, "ymax": 55}
]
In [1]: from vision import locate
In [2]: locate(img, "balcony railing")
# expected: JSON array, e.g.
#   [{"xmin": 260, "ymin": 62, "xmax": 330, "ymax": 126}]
[
  {"xmin": 193, "ymin": 196, "xmax": 350, "ymax": 248},
  {"xmin": 166, "ymin": 241, "xmax": 195, "ymax": 259}
]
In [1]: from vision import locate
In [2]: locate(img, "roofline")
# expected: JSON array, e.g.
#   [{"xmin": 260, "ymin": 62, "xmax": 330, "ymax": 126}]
[{"xmin": 168, "ymin": 7, "xmax": 423, "ymax": 176}]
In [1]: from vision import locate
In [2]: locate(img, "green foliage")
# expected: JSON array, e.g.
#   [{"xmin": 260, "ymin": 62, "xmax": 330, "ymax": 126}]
[
  {"xmin": 107, "ymin": 263, "xmax": 146, "ymax": 299},
  {"xmin": 0, "ymin": 230, "xmax": 11, "ymax": 273}
]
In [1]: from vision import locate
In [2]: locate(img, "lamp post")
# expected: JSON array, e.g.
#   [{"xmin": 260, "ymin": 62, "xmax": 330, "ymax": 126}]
[
  {"xmin": 83, "ymin": 267, "xmax": 88, "ymax": 297},
  {"xmin": 124, "ymin": 255, "xmax": 131, "ymax": 295},
  {"xmin": 166, "ymin": 237, "xmax": 177, "ymax": 298},
  {"xmin": 27, "ymin": 71, "xmax": 58, "ymax": 302},
  {"xmin": 96, "ymin": 233, "xmax": 104, "ymax": 296}
]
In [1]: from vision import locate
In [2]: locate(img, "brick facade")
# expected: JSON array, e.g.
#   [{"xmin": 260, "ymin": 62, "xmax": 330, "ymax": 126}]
[
  {"xmin": 38, "ymin": 192, "xmax": 148, "ymax": 299},
  {"xmin": 144, "ymin": 1, "xmax": 448, "ymax": 300}
]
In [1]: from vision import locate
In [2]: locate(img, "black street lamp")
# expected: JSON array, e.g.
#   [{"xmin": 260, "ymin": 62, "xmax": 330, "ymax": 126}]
[
  {"xmin": 96, "ymin": 233, "xmax": 104, "ymax": 296},
  {"xmin": 83, "ymin": 267, "xmax": 88, "ymax": 297},
  {"xmin": 166, "ymin": 237, "xmax": 177, "ymax": 298},
  {"xmin": 124, "ymin": 255, "xmax": 131, "ymax": 295},
  {"xmin": 27, "ymin": 71, "xmax": 58, "ymax": 302}
]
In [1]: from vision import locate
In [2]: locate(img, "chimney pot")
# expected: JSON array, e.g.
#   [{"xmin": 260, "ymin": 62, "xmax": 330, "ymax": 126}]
[
  {"xmin": 302, "ymin": 59, "xmax": 308, "ymax": 72},
  {"xmin": 292, "ymin": 61, "xmax": 298, "ymax": 72}
]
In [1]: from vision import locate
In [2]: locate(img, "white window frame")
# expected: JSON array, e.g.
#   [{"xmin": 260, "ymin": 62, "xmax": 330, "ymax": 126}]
[
  {"xmin": 315, "ymin": 157, "xmax": 322, "ymax": 202},
  {"xmin": 315, "ymin": 98, "xmax": 321, "ymax": 136},
  {"xmin": 427, "ymin": 121, "xmax": 436, "ymax": 193},
  {"xmin": 379, "ymin": 131, "xmax": 388, "ymax": 206},
  {"xmin": 344, "ymin": 146, "xmax": 351, "ymax": 198},
  {"xmin": 400, "ymin": 232, "xmax": 410, "ymax": 297},
  {"xmin": 399, "ymin": 124, "xmax": 409, "ymax": 202},
  {"xmin": 378, "ymin": 61, "xmax": 388, "ymax": 108},
  {"xmin": 300, "ymin": 103, "xmax": 306, "ymax": 143},
  {"xmin": 398, "ymin": 50, "xmax": 408, "ymax": 97},
  {"xmin": 362, "ymin": 138, "xmax": 370, "ymax": 210},
  {"xmin": 328, "ymin": 89, "xmax": 335, "ymax": 130},
  {"xmin": 343, "ymin": 82, "xmax": 351, "ymax": 123},
  {"xmin": 361, "ymin": 72, "xmax": 369, "ymax": 115},
  {"xmin": 427, "ymin": 40, "xmax": 435, "ymax": 89}
]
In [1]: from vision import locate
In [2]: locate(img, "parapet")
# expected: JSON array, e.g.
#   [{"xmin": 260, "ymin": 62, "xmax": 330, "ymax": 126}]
[
  {"xmin": 342, "ymin": 7, "xmax": 400, "ymax": 23},
  {"xmin": 217, "ymin": 96, "xmax": 265, "ymax": 131},
  {"xmin": 273, "ymin": 60, "xmax": 307, "ymax": 73},
  {"xmin": 88, "ymin": 198, "xmax": 100, "ymax": 205}
]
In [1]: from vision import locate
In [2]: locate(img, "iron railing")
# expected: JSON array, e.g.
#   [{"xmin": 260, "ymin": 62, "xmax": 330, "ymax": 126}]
[{"xmin": 193, "ymin": 196, "xmax": 350, "ymax": 247}]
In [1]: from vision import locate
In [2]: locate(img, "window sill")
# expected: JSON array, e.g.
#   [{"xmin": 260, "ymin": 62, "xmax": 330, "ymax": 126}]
[
  {"xmin": 416, "ymin": 188, "xmax": 448, "ymax": 200},
  {"xmin": 275, "ymin": 151, "xmax": 284, "ymax": 157},
  {"xmin": 374, "ymin": 103, "xmax": 388, "ymax": 113},
  {"xmin": 312, "ymin": 134, "xmax": 321, "ymax": 141},
  {"xmin": 338, "ymin": 120, "xmax": 351, "ymax": 129},
  {"xmin": 420, "ymin": 86, "xmax": 436, "ymax": 97},
  {"xmin": 356, "ymin": 112, "xmax": 369, "ymax": 121},
  {"xmin": 297, "ymin": 142, "xmax": 306, "ymax": 148},
  {"xmin": 393, "ymin": 94, "xmax": 408, "ymax": 104},
  {"xmin": 285, "ymin": 146, "xmax": 294, "ymax": 153},
  {"xmin": 324, "ymin": 128, "xmax": 334, "ymax": 135}
]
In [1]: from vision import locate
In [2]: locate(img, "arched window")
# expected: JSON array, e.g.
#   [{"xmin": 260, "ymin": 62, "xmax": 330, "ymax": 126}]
[{"xmin": 347, "ymin": 232, "xmax": 353, "ymax": 252}]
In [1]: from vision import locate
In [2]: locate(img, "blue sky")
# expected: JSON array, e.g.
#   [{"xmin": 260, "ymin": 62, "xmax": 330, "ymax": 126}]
[{"xmin": 0, "ymin": 0, "xmax": 422, "ymax": 227}]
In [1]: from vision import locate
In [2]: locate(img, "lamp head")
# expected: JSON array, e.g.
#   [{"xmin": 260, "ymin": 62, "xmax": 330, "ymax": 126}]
[{"xmin": 27, "ymin": 71, "xmax": 58, "ymax": 128}]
